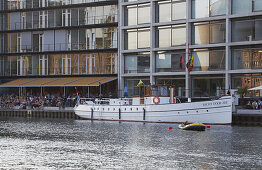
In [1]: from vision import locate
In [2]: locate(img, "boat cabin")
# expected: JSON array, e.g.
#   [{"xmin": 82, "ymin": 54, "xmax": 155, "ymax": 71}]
[{"xmin": 133, "ymin": 84, "xmax": 176, "ymax": 105}]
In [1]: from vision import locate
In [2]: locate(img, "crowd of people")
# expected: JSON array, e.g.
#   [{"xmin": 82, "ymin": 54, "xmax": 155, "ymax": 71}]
[
  {"xmin": 246, "ymin": 100, "xmax": 262, "ymax": 110},
  {"xmin": 0, "ymin": 94, "xmax": 78, "ymax": 110}
]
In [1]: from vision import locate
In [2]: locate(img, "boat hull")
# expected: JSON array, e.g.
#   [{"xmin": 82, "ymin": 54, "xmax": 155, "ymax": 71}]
[{"xmin": 74, "ymin": 97, "xmax": 232, "ymax": 125}]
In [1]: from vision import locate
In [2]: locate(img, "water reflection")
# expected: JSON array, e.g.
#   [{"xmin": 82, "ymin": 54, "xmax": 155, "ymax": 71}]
[{"xmin": 0, "ymin": 118, "xmax": 261, "ymax": 169}]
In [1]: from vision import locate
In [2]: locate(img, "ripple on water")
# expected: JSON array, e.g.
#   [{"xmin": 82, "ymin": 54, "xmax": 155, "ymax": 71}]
[{"xmin": 0, "ymin": 118, "xmax": 262, "ymax": 169}]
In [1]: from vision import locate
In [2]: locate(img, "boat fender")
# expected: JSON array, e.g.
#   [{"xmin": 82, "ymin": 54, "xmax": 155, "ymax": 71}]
[{"xmin": 153, "ymin": 96, "xmax": 160, "ymax": 104}]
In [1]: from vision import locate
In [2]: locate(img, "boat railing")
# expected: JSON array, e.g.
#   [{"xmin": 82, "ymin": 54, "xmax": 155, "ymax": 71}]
[{"xmin": 80, "ymin": 98, "xmax": 133, "ymax": 106}]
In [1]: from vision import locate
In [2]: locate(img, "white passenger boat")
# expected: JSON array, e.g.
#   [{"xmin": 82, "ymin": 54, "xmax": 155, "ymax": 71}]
[{"xmin": 74, "ymin": 85, "xmax": 232, "ymax": 125}]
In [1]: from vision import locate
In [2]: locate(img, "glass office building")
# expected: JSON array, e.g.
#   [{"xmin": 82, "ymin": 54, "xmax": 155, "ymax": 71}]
[
  {"xmin": 0, "ymin": 0, "xmax": 118, "ymax": 97},
  {"xmin": 0, "ymin": 0, "xmax": 261, "ymax": 98},
  {"xmin": 119, "ymin": 0, "xmax": 262, "ymax": 97}
]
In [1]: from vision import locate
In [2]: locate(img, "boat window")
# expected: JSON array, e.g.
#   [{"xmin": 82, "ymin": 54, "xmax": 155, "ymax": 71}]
[
  {"xmin": 145, "ymin": 86, "xmax": 151, "ymax": 96},
  {"xmin": 160, "ymin": 86, "xmax": 168, "ymax": 96},
  {"xmin": 133, "ymin": 87, "xmax": 140, "ymax": 97},
  {"xmin": 136, "ymin": 108, "xmax": 138, "ymax": 110},
  {"xmin": 113, "ymin": 108, "xmax": 115, "ymax": 111}
]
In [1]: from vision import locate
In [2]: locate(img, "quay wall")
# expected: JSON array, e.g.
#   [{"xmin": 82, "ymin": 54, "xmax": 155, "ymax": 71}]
[
  {"xmin": 0, "ymin": 109, "xmax": 261, "ymax": 126},
  {"xmin": 0, "ymin": 109, "xmax": 81, "ymax": 120}
]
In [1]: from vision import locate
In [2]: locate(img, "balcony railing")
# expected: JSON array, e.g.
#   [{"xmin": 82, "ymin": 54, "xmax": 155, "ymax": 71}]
[
  {"xmin": 3, "ymin": 40, "xmax": 117, "ymax": 54},
  {"xmin": 0, "ymin": 15, "xmax": 117, "ymax": 31},
  {"xmin": 1, "ymin": 0, "xmax": 118, "ymax": 11}
]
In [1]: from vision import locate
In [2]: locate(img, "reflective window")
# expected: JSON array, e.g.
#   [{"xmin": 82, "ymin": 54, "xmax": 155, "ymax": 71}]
[
  {"xmin": 232, "ymin": 48, "xmax": 262, "ymax": 70},
  {"xmin": 156, "ymin": 52, "xmax": 186, "ymax": 72},
  {"xmin": 210, "ymin": 0, "xmax": 226, "ymax": 16},
  {"xmin": 232, "ymin": 0, "xmax": 252, "ymax": 14},
  {"xmin": 158, "ymin": 0, "xmax": 186, "ymax": 22},
  {"xmin": 158, "ymin": 1, "xmax": 171, "ymax": 22},
  {"xmin": 125, "ymin": 28, "xmax": 150, "ymax": 50},
  {"xmin": 232, "ymin": 74, "xmax": 262, "ymax": 97},
  {"xmin": 124, "ymin": 54, "xmax": 150, "ymax": 73},
  {"xmin": 254, "ymin": 0, "xmax": 262, "ymax": 11},
  {"xmin": 192, "ymin": 0, "xmax": 209, "ymax": 18},
  {"xmin": 126, "ymin": 4, "xmax": 150, "ymax": 26},
  {"xmin": 192, "ymin": 0, "xmax": 226, "ymax": 18},
  {"xmin": 192, "ymin": 21, "xmax": 225, "ymax": 45},
  {"xmin": 232, "ymin": 19, "xmax": 262, "ymax": 42},
  {"xmin": 172, "ymin": 0, "xmax": 186, "ymax": 20},
  {"xmin": 192, "ymin": 78, "xmax": 225, "ymax": 97},
  {"xmin": 157, "ymin": 24, "xmax": 186, "ymax": 48},
  {"xmin": 192, "ymin": 49, "xmax": 225, "ymax": 71}
]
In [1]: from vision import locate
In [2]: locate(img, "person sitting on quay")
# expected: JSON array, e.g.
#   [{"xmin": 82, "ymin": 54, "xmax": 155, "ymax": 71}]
[{"xmin": 252, "ymin": 100, "xmax": 258, "ymax": 110}]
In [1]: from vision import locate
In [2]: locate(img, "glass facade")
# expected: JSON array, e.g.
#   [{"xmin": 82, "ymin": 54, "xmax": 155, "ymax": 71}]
[
  {"xmin": 0, "ymin": 52, "xmax": 116, "ymax": 76},
  {"xmin": 157, "ymin": 0, "xmax": 186, "ymax": 22},
  {"xmin": 192, "ymin": 49, "xmax": 225, "ymax": 71},
  {"xmin": 232, "ymin": 19, "xmax": 262, "ymax": 42},
  {"xmin": 125, "ymin": 29, "xmax": 150, "ymax": 50},
  {"xmin": 119, "ymin": 0, "xmax": 262, "ymax": 97},
  {"xmin": 156, "ymin": 25, "xmax": 186, "ymax": 47},
  {"xmin": 232, "ymin": 0, "xmax": 262, "ymax": 14},
  {"xmin": 155, "ymin": 52, "xmax": 186, "ymax": 72},
  {"xmin": 1, "ymin": 0, "xmax": 116, "ymax": 10},
  {"xmin": 0, "ymin": 5, "xmax": 118, "ymax": 31},
  {"xmin": 0, "ymin": 27, "xmax": 117, "ymax": 53},
  {"xmin": 192, "ymin": 21, "xmax": 225, "ymax": 45},
  {"xmin": 126, "ymin": 3, "xmax": 150, "ymax": 26},
  {"xmin": 124, "ymin": 54, "xmax": 150, "ymax": 73},
  {"xmin": 232, "ymin": 48, "xmax": 262, "ymax": 70},
  {"xmin": 192, "ymin": 77, "xmax": 225, "ymax": 97},
  {"xmin": 0, "ymin": 0, "xmax": 118, "ymax": 78},
  {"xmin": 192, "ymin": 0, "xmax": 226, "ymax": 18}
]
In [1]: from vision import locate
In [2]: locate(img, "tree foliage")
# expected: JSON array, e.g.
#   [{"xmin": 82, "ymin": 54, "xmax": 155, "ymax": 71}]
[{"xmin": 236, "ymin": 86, "xmax": 249, "ymax": 98}]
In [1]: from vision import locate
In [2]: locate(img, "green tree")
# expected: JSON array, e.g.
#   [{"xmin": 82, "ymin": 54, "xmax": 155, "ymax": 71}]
[{"xmin": 236, "ymin": 86, "xmax": 249, "ymax": 98}]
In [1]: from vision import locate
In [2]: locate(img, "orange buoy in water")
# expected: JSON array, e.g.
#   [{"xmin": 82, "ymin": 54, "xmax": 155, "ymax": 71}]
[
  {"xmin": 206, "ymin": 125, "xmax": 211, "ymax": 129},
  {"xmin": 169, "ymin": 127, "xmax": 173, "ymax": 130}
]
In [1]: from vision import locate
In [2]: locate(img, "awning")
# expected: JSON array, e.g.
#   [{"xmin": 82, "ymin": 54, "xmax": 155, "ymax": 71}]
[
  {"xmin": 248, "ymin": 85, "xmax": 262, "ymax": 91},
  {"xmin": 20, "ymin": 78, "xmax": 57, "ymax": 87},
  {"xmin": 0, "ymin": 77, "xmax": 117, "ymax": 87},
  {"xmin": 0, "ymin": 78, "xmax": 35, "ymax": 87},
  {"xmin": 65, "ymin": 77, "xmax": 117, "ymax": 86},
  {"xmin": 42, "ymin": 78, "xmax": 80, "ymax": 87}
]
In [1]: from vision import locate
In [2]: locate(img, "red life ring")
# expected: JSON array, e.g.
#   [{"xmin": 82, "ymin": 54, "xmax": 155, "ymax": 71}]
[
  {"xmin": 153, "ymin": 96, "xmax": 160, "ymax": 104},
  {"xmin": 169, "ymin": 97, "xmax": 176, "ymax": 103}
]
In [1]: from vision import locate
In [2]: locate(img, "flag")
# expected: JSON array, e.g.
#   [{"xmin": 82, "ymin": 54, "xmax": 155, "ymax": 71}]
[
  {"xmin": 75, "ymin": 87, "xmax": 81, "ymax": 104},
  {"xmin": 124, "ymin": 84, "xmax": 128, "ymax": 97},
  {"xmin": 227, "ymin": 86, "xmax": 231, "ymax": 96},
  {"xmin": 180, "ymin": 56, "xmax": 184, "ymax": 71},
  {"xmin": 186, "ymin": 56, "xmax": 194, "ymax": 72},
  {"xmin": 137, "ymin": 80, "xmax": 144, "ymax": 86}
]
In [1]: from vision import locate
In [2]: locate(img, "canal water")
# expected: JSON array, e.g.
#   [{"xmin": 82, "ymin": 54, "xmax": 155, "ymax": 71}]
[{"xmin": 0, "ymin": 118, "xmax": 261, "ymax": 169}]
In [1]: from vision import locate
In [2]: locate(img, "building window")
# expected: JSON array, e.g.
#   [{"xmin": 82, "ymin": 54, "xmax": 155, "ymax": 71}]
[
  {"xmin": 192, "ymin": 21, "xmax": 225, "ymax": 45},
  {"xmin": 192, "ymin": 77, "xmax": 225, "ymax": 97},
  {"xmin": 232, "ymin": 0, "xmax": 262, "ymax": 14},
  {"xmin": 124, "ymin": 54, "xmax": 150, "ymax": 73},
  {"xmin": 157, "ymin": 0, "xmax": 186, "ymax": 23},
  {"xmin": 156, "ymin": 24, "xmax": 186, "ymax": 48},
  {"xmin": 125, "ymin": 28, "xmax": 150, "ymax": 50},
  {"xmin": 192, "ymin": 0, "xmax": 226, "ymax": 19},
  {"xmin": 232, "ymin": 48, "xmax": 262, "ymax": 70},
  {"xmin": 192, "ymin": 49, "xmax": 225, "ymax": 71},
  {"xmin": 232, "ymin": 19, "xmax": 262, "ymax": 42},
  {"xmin": 232, "ymin": 74, "xmax": 262, "ymax": 97},
  {"xmin": 155, "ymin": 52, "xmax": 186, "ymax": 72},
  {"xmin": 126, "ymin": 3, "xmax": 150, "ymax": 26}
]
